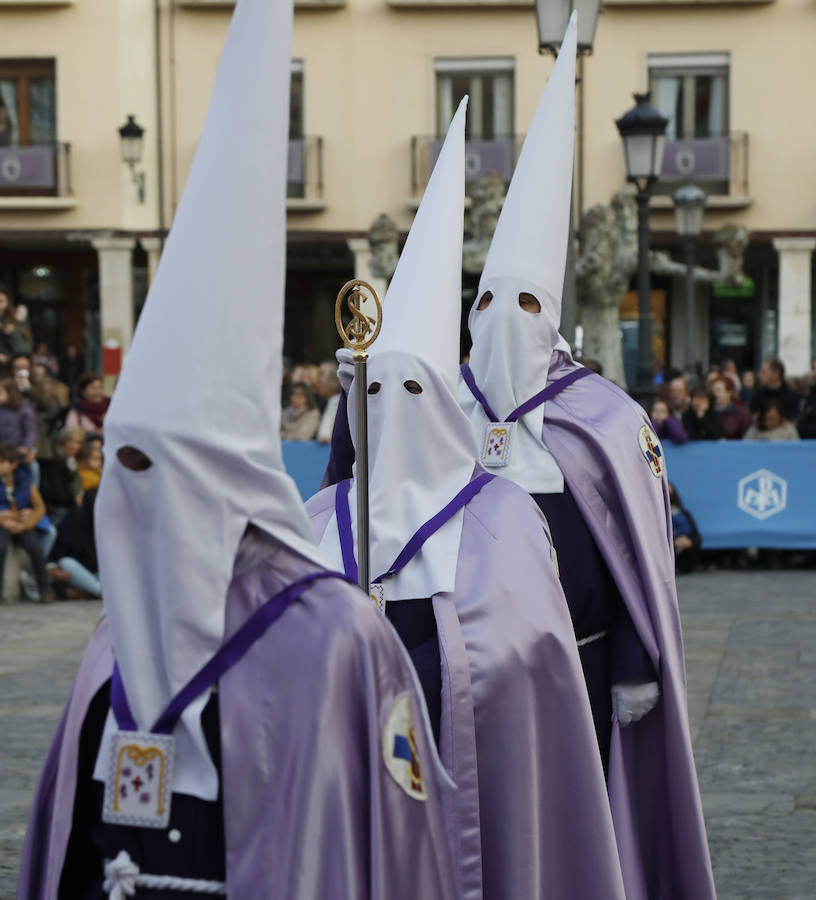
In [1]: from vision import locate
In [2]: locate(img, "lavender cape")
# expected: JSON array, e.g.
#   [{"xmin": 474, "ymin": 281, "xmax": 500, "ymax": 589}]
[
  {"xmin": 540, "ymin": 351, "xmax": 716, "ymax": 899},
  {"xmin": 18, "ymin": 537, "xmax": 458, "ymax": 900},
  {"xmin": 307, "ymin": 475, "xmax": 626, "ymax": 900}
]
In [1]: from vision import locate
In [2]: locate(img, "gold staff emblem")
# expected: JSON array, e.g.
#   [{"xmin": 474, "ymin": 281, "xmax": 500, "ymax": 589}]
[{"xmin": 335, "ymin": 279, "xmax": 382, "ymax": 357}]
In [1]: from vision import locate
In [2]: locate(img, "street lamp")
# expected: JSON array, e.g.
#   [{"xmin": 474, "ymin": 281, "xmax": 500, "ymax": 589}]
[
  {"xmin": 534, "ymin": 0, "xmax": 602, "ymax": 346},
  {"xmin": 615, "ymin": 92, "xmax": 669, "ymax": 408},
  {"xmin": 673, "ymin": 182, "xmax": 706, "ymax": 375},
  {"xmin": 535, "ymin": 0, "xmax": 601, "ymax": 55},
  {"xmin": 118, "ymin": 114, "xmax": 146, "ymax": 203}
]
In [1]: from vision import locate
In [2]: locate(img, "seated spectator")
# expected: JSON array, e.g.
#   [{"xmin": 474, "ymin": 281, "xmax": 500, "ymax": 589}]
[
  {"xmin": 47, "ymin": 488, "xmax": 100, "ymax": 599},
  {"xmin": 651, "ymin": 398, "xmax": 687, "ymax": 445},
  {"xmin": 76, "ymin": 441, "xmax": 103, "ymax": 491},
  {"xmin": 0, "ymin": 284, "xmax": 33, "ymax": 374},
  {"xmin": 0, "ymin": 378, "xmax": 36, "ymax": 467},
  {"xmin": 32, "ymin": 342, "xmax": 59, "ymax": 377},
  {"xmin": 65, "ymin": 371, "xmax": 109, "ymax": 438},
  {"xmin": 39, "ymin": 426, "xmax": 84, "ymax": 524},
  {"xmin": 315, "ymin": 359, "xmax": 342, "ymax": 445},
  {"xmin": 12, "ymin": 354, "xmax": 68, "ymax": 465},
  {"xmin": 669, "ymin": 482, "xmax": 701, "ymax": 575},
  {"xmin": 711, "ymin": 376, "xmax": 752, "ymax": 440},
  {"xmin": 797, "ymin": 359, "xmax": 816, "ymax": 439},
  {"xmin": 744, "ymin": 400, "xmax": 801, "ymax": 441},
  {"xmin": 750, "ymin": 357, "xmax": 800, "ymax": 421},
  {"xmin": 280, "ymin": 381, "xmax": 320, "ymax": 441},
  {"xmin": 740, "ymin": 369, "xmax": 756, "ymax": 408},
  {"xmin": 0, "ymin": 443, "xmax": 54, "ymax": 603},
  {"xmin": 720, "ymin": 358, "xmax": 742, "ymax": 394},
  {"xmin": 290, "ymin": 363, "xmax": 319, "ymax": 392},
  {"xmin": 59, "ymin": 342, "xmax": 85, "ymax": 395},
  {"xmin": 667, "ymin": 375, "xmax": 690, "ymax": 419},
  {"xmin": 682, "ymin": 388, "xmax": 724, "ymax": 441}
]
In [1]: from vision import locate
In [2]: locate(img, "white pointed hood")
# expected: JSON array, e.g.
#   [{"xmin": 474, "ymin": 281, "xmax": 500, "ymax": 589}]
[
  {"xmin": 94, "ymin": 0, "xmax": 324, "ymax": 800},
  {"xmin": 322, "ymin": 99, "xmax": 477, "ymax": 601},
  {"xmin": 462, "ymin": 12, "xmax": 576, "ymax": 494}
]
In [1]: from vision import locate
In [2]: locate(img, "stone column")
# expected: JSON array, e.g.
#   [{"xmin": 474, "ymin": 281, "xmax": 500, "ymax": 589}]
[
  {"xmin": 141, "ymin": 236, "xmax": 164, "ymax": 287},
  {"xmin": 91, "ymin": 236, "xmax": 136, "ymax": 391},
  {"xmin": 346, "ymin": 238, "xmax": 388, "ymax": 302},
  {"xmin": 773, "ymin": 238, "xmax": 815, "ymax": 376}
]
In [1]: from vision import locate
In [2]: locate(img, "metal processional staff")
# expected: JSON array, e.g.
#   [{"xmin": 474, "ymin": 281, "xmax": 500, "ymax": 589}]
[{"xmin": 334, "ymin": 279, "xmax": 382, "ymax": 595}]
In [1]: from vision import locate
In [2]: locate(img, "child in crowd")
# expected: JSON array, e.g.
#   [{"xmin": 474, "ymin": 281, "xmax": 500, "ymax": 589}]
[
  {"xmin": 75, "ymin": 442, "xmax": 103, "ymax": 491},
  {"xmin": 0, "ymin": 378, "xmax": 36, "ymax": 463},
  {"xmin": 0, "ymin": 443, "xmax": 54, "ymax": 603},
  {"xmin": 651, "ymin": 397, "xmax": 687, "ymax": 445},
  {"xmin": 47, "ymin": 488, "xmax": 100, "ymax": 598},
  {"xmin": 669, "ymin": 482, "xmax": 702, "ymax": 575}
]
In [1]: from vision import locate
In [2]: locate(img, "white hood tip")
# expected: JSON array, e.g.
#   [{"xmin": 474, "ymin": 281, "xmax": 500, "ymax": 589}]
[
  {"xmin": 479, "ymin": 12, "xmax": 577, "ymax": 309},
  {"xmin": 371, "ymin": 96, "xmax": 468, "ymax": 391}
]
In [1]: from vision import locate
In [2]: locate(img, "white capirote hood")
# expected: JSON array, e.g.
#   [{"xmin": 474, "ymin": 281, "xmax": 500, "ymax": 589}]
[
  {"xmin": 462, "ymin": 12, "xmax": 577, "ymax": 494},
  {"xmin": 321, "ymin": 98, "xmax": 477, "ymax": 601},
  {"xmin": 94, "ymin": 0, "xmax": 325, "ymax": 800}
]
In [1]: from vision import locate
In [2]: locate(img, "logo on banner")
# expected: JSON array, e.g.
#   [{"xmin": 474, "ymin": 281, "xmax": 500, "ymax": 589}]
[
  {"xmin": 383, "ymin": 692, "xmax": 426, "ymax": 801},
  {"xmin": 638, "ymin": 425, "xmax": 664, "ymax": 478},
  {"xmin": 738, "ymin": 469, "xmax": 787, "ymax": 520}
]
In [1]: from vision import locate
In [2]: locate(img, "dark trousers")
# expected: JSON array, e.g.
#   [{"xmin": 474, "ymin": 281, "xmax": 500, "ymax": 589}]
[{"xmin": 0, "ymin": 525, "xmax": 49, "ymax": 592}]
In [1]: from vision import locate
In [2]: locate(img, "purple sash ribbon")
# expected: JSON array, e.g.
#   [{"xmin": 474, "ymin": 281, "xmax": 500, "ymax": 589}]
[
  {"xmin": 111, "ymin": 569, "xmax": 351, "ymax": 735},
  {"xmin": 335, "ymin": 472, "xmax": 495, "ymax": 586},
  {"xmin": 460, "ymin": 362, "xmax": 593, "ymax": 423}
]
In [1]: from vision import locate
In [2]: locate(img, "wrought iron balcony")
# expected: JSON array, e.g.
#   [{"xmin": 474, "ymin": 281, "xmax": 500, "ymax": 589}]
[
  {"xmin": 0, "ymin": 142, "xmax": 72, "ymax": 197},
  {"xmin": 411, "ymin": 134, "xmax": 524, "ymax": 195},
  {"xmin": 287, "ymin": 135, "xmax": 323, "ymax": 203},
  {"xmin": 656, "ymin": 132, "xmax": 749, "ymax": 198}
]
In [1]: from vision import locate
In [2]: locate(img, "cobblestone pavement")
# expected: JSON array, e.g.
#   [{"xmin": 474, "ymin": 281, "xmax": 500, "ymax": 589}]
[{"xmin": 1, "ymin": 570, "xmax": 814, "ymax": 898}]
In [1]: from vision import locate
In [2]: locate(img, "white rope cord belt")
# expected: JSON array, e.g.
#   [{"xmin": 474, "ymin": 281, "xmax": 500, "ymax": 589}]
[
  {"xmin": 576, "ymin": 629, "xmax": 609, "ymax": 648},
  {"xmin": 104, "ymin": 850, "xmax": 226, "ymax": 898}
]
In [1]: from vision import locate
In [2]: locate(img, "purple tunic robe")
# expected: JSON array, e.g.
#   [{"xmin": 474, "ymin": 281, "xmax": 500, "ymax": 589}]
[
  {"xmin": 307, "ymin": 474, "xmax": 626, "ymax": 900},
  {"xmin": 17, "ymin": 539, "xmax": 458, "ymax": 900},
  {"xmin": 541, "ymin": 351, "xmax": 716, "ymax": 900}
]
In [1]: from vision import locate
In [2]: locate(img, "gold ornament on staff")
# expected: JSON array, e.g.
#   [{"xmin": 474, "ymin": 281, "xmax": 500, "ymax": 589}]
[
  {"xmin": 335, "ymin": 279, "xmax": 383, "ymax": 357},
  {"xmin": 334, "ymin": 278, "xmax": 383, "ymax": 596}
]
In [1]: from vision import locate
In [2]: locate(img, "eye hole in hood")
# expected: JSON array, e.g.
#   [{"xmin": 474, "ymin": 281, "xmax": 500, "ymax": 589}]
[
  {"xmin": 476, "ymin": 290, "xmax": 493, "ymax": 310},
  {"xmin": 117, "ymin": 446, "xmax": 153, "ymax": 472},
  {"xmin": 518, "ymin": 292, "xmax": 541, "ymax": 313},
  {"xmin": 368, "ymin": 382, "xmax": 381, "ymax": 395},
  {"xmin": 404, "ymin": 380, "xmax": 423, "ymax": 395}
]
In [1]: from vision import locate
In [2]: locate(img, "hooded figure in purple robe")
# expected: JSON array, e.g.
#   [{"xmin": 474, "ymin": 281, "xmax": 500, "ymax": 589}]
[
  {"xmin": 17, "ymin": 2, "xmax": 458, "ymax": 897},
  {"xmin": 306, "ymin": 96, "xmax": 626, "ymax": 899},
  {"xmin": 458, "ymin": 14, "xmax": 716, "ymax": 900}
]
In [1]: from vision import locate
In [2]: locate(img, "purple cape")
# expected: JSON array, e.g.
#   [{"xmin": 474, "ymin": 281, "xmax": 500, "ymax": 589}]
[
  {"xmin": 541, "ymin": 351, "xmax": 716, "ymax": 900},
  {"xmin": 307, "ymin": 474, "xmax": 626, "ymax": 900},
  {"xmin": 17, "ymin": 540, "xmax": 458, "ymax": 899}
]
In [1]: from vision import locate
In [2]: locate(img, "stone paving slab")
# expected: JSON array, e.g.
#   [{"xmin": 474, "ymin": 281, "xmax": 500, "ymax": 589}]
[{"xmin": 1, "ymin": 570, "xmax": 815, "ymax": 898}]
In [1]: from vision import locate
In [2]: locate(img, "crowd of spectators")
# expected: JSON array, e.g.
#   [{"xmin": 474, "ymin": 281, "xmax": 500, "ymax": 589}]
[
  {"xmin": 280, "ymin": 359, "xmax": 342, "ymax": 444},
  {"xmin": 0, "ymin": 282, "xmax": 106, "ymax": 603},
  {"xmin": 651, "ymin": 356, "xmax": 816, "ymax": 445}
]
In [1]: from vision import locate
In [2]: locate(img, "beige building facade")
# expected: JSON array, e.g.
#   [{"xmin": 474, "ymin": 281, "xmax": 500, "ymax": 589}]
[{"xmin": 0, "ymin": 0, "xmax": 814, "ymax": 378}]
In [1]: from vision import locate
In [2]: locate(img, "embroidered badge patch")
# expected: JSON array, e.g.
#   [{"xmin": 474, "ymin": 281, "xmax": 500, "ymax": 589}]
[
  {"xmin": 481, "ymin": 422, "xmax": 515, "ymax": 467},
  {"xmin": 638, "ymin": 424, "xmax": 664, "ymax": 478},
  {"xmin": 102, "ymin": 730, "xmax": 175, "ymax": 829},
  {"xmin": 383, "ymin": 692, "xmax": 427, "ymax": 801},
  {"xmin": 370, "ymin": 582, "xmax": 386, "ymax": 616}
]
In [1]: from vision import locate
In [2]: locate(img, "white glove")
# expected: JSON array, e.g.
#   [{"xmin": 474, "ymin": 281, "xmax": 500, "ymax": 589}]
[{"xmin": 612, "ymin": 681, "xmax": 660, "ymax": 727}]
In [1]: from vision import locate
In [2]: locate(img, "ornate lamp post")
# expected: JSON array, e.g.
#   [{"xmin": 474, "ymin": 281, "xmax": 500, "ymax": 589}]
[
  {"xmin": 673, "ymin": 182, "xmax": 706, "ymax": 375},
  {"xmin": 534, "ymin": 0, "xmax": 601, "ymax": 346},
  {"xmin": 118, "ymin": 114, "xmax": 146, "ymax": 203},
  {"xmin": 615, "ymin": 92, "xmax": 668, "ymax": 408}
]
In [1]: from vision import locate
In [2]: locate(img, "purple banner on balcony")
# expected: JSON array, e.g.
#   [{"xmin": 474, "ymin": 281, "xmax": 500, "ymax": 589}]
[
  {"xmin": 0, "ymin": 146, "xmax": 55, "ymax": 189},
  {"xmin": 288, "ymin": 139, "xmax": 304, "ymax": 182},
  {"xmin": 430, "ymin": 138, "xmax": 515, "ymax": 182},
  {"xmin": 661, "ymin": 138, "xmax": 729, "ymax": 182}
]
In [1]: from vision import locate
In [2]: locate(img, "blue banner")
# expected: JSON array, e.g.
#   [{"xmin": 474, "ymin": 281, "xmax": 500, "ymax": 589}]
[
  {"xmin": 282, "ymin": 440, "xmax": 331, "ymax": 502},
  {"xmin": 664, "ymin": 442, "xmax": 816, "ymax": 549}
]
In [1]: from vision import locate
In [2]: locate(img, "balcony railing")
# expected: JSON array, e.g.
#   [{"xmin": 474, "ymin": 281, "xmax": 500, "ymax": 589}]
[
  {"xmin": 287, "ymin": 135, "xmax": 323, "ymax": 202},
  {"xmin": 0, "ymin": 142, "xmax": 72, "ymax": 197},
  {"xmin": 411, "ymin": 134, "xmax": 523, "ymax": 195},
  {"xmin": 657, "ymin": 132, "xmax": 749, "ymax": 198}
]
